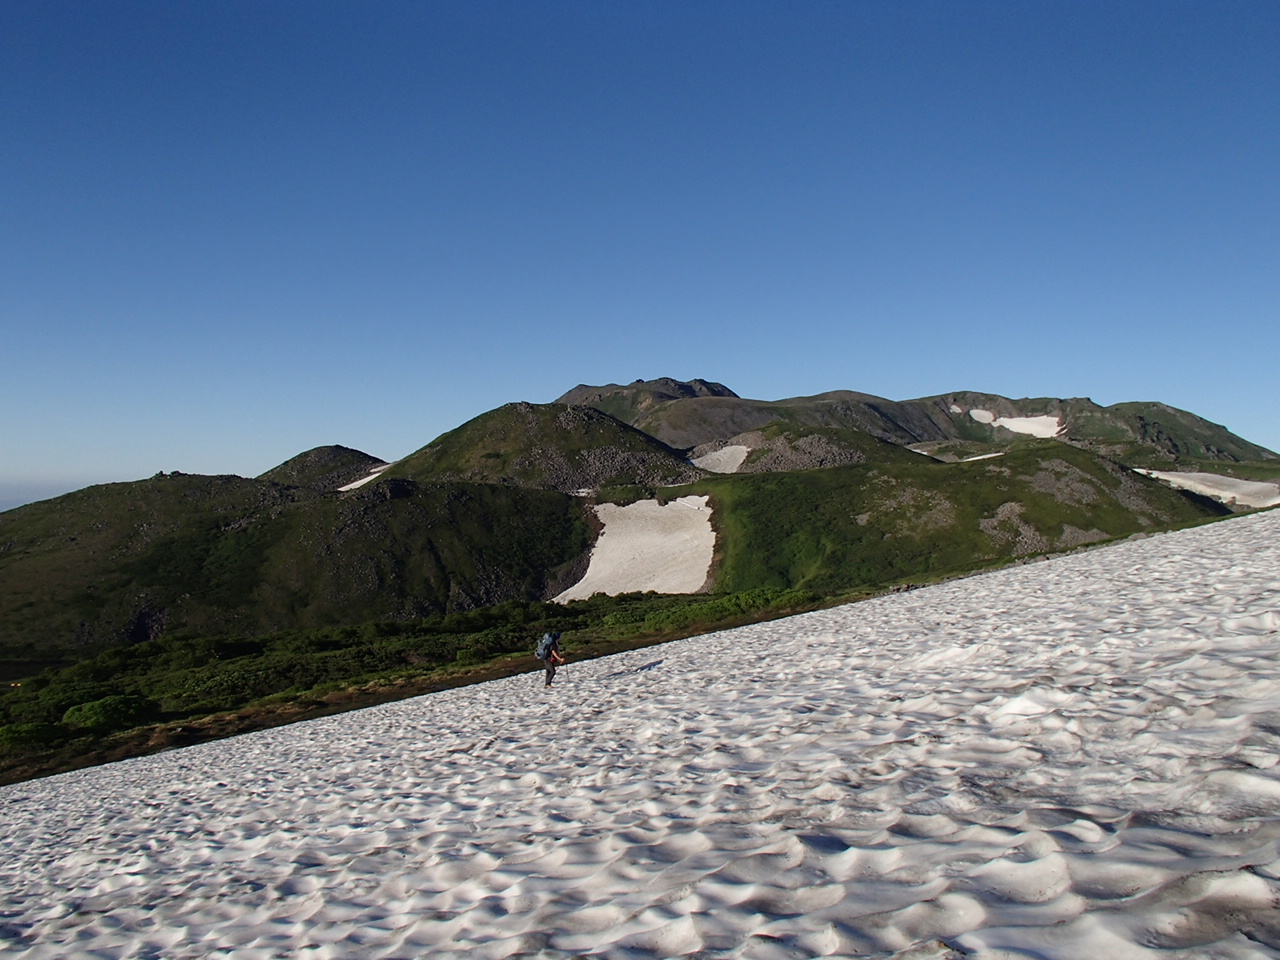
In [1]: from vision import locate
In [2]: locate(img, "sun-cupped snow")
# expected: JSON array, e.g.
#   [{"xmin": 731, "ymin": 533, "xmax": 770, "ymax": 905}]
[
  {"xmin": 554, "ymin": 494, "xmax": 715, "ymax": 601},
  {"xmin": 967, "ymin": 407, "xmax": 1062, "ymax": 438},
  {"xmin": 335, "ymin": 461, "xmax": 395, "ymax": 491},
  {"xmin": 6, "ymin": 512, "xmax": 1280, "ymax": 959},
  {"xmin": 691, "ymin": 444, "xmax": 750, "ymax": 473},
  {"xmin": 1136, "ymin": 468, "xmax": 1280, "ymax": 510}
]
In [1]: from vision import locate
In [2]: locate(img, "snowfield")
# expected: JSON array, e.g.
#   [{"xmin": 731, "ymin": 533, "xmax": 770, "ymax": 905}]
[
  {"xmin": 965, "ymin": 409, "xmax": 1062, "ymax": 438},
  {"xmin": 1135, "ymin": 469, "xmax": 1280, "ymax": 510},
  {"xmin": 336, "ymin": 462, "xmax": 395, "ymax": 491},
  {"xmin": 692, "ymin": 444, "xmax": 751, "ymax": 474},
  {"xmin": 3, "ymin": 511, "xmax": 1280, "ymax": 959},
  {"xmin": 554, "ymin": 495, "xmax": 715, "ymax": 601}
]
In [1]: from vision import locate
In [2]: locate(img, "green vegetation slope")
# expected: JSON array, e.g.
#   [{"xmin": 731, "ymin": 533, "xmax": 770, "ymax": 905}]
[
  {"xmin": 387, "ymin": 401, "xmax": 701, "ymax": 492},
  {"xmin": 687, "ymin": 440, "xmax": 1230, "ymax": 595},
  {"xmin": 0, "ymin": 474, "xmax": 592, "ymax": 663}
]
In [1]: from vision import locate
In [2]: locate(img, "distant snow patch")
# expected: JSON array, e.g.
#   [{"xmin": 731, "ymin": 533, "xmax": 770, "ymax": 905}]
[
  {"xmin": 555, "ymin": 495, "xmax": 715, "ymax": 601},
  {"xmin": 949, "ymin": 403, "xmax": 964, "ymax": 414},
  {"xmin": 692, "ymin": 445, "xmax": 750, "ymax": 474},
  {"xmin": 1135, "ymin": 470, "xmax": 1280, "ymax": 509},
  {"xmin": 337, "ymin": 462, "xmax": 395, "ymax": 491},
  {"xmin": 996, "ymin": 415, "xmax": 1062, "ymax": 438},
  {"xmin": 967, "ymin": 409, "xmax": 1061, "ymax": 438},
  {"xmin": 962, "ymin": 452, "xmax": 1005, "ymax": 462}
]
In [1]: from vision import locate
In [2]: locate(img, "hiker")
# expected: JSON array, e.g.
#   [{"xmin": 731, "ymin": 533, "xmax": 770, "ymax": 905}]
[{"xmin": 535, "ymin": 631, "xmax": 565, "ymax": 687}]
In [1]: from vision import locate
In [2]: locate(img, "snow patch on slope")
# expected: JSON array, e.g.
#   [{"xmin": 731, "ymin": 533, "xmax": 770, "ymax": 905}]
[
  {"xmin": 1136, "ymin": 469, "xmax": 1280, "ymax": 509},
  {"xmin": 555, "ymin": 495, "xmax": 715, "ymax": 600},
  {"xmin": 336, "ymin": 462, "xmax": 395, "ymax": 491},
  {"xmin": 692, "ymin": 444, "xmax": 750, "ymax": 473},
  {"xmin": 967, "ymin": 408, "xmax": 1062, "ymax": 438}
]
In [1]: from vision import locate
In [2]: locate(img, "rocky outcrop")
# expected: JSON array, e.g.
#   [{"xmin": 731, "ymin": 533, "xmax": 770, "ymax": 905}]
[{"xmin": 259, "ymin": 446, "xmax": 386, "ymax": 491}]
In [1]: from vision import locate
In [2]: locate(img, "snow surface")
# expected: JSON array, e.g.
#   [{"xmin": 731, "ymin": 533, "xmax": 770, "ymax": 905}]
[
  {"xmin": 336, "ymin": 462, "xmax": 394, "ymax": 491},
  {"xmin": 966, "ymin": 409, "xmax": 1062, "ymax": 438},
  {"xmin": 1137, "ymin": 469, "xmax": 1280, "ymax": 510},
  {"xmin": 692, "ymin": 445, "xmax": 750, "ymax": 474},
  {"xmin": 554, "ymin": 495, "xmax": 715, "ymax": 601},
  {"xmin": 5, "ymin": 512, "xmax": 1280, "ymax": 958}
]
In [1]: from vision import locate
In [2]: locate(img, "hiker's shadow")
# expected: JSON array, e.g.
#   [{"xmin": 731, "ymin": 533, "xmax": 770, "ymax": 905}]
[{"xmin": 606, "ymin": 659, "xmax": 663, "ymax": 678}]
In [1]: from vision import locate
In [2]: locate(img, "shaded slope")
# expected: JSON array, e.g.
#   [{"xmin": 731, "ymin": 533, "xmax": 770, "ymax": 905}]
[
  {"xmin": 387, "ymin": 402, "xmax": 701, "ymax": 492},
  {"xmin": 0, "ymin": 475, "xmax": 592, "ymax": 655}
]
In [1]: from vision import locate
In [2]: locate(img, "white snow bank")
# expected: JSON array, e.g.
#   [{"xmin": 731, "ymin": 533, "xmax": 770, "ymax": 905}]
[
  {"xmin": 961, "ymin": 452, "xmax": 1005, "ymax": 462},
  {"xmin": 1136, "ymin": 469, "xmax": 1280, "ymax": 509},
  {"xmin": 336, "ymin": 461, "xmax": 394, "ymax": 491},
  {"xmin": 554, "ymin": 494, "xmax": 714, "ymax": 600},
  {"xmin": 7, "ymin": 512, "xmax": 1280, "ymax": 959},
  {"xmin": 994, "ymin": 414, "xmax": 1061, "ymax": 437},
  {"xmin": 692, "ymin": 444, "xmax": 750, "ymax": 473},
  {"xmin": 968, "ymin": 408, "xmax": 1061, "ymax": 438}
]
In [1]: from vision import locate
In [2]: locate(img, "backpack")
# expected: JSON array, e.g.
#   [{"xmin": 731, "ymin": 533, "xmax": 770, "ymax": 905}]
[{"xmin": 535, "ymin": 633, "xmax": 555, "ymax": 660}]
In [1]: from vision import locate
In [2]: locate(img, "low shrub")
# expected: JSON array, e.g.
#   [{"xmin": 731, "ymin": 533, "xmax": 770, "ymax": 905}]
[
  {"xmin": 0, "ymin": 722, "xmax": 66, "ymax": 751},
  {"xmin": 62, "ymin": 694, "xmax": 159, "ymax": 733}
]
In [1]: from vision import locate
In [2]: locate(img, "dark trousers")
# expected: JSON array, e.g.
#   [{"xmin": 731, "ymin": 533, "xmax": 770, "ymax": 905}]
[{"xmin": 543, "ymin": 660, "xmax": 557, "ymax": 686}]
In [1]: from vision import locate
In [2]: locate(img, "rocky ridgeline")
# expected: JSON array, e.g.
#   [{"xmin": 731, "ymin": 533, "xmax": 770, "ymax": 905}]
[{"xmin": 692, "ymin": 431, "xmax": 873, "ymax": 474}]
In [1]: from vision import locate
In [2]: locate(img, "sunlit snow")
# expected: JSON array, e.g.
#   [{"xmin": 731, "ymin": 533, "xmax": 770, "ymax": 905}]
[{"xmin": 5, "ymin": 512, "xmax": 1280, "ymax": 958}]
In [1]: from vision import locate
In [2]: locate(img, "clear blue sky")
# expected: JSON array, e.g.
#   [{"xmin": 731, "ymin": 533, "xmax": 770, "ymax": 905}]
[{"xmin": 3, "ymin": 0, "xmax": 1278, "ymax": 510}]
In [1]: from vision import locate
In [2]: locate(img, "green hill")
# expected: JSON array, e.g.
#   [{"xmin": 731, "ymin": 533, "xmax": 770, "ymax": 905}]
[
  {"xmin": 686, "ymin": 439, "xmax": 1230, "ymax": 596},
  {"xmin": 387, "ymin": 401, "xmax": 701, "ymax": 492},
  {"xmin": 0, "ymin": 474, "xmax": 592, "ymax": 661},
  {"xmin": 258, "ymin": 445, "xmax": 386, "ymax": 490},
  {"xmin": 555, "ymin": 377, "xmax": 738, "ymax": 424}
]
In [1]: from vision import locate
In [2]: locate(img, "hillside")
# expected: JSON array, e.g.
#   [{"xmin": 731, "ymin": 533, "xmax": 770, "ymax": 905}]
[
  {"xmin": 684, "ymin": 439, "xmax": 1230, "ymax": 595},
  {"xmin": 0, "ymin": 377, "xmax": 1267, "ymax": 782},
  {"xmin": 0, "ymin": 474, "xmax": 592, "ymax": 660},
  {"xmin": 2, "ymin": 378, "xmax": 1270, "ymax": 665},
  {"xmin": 691, "ymin": 422, "xmax": 926, "ymax": 473},
  {"xmin": 386, "ymin": 401, "xmax": 701, "ymax": 492},
  {"xmin": 563, "ymin": 379, "xmax": 1278, "ymax": 468},
  {"xmin": 258, "ymin": 445, "xmax": 386, "ymax": 490},
  {"xmin": 555, "ymin": 377, "xmax": 738, "ymax": 424}
]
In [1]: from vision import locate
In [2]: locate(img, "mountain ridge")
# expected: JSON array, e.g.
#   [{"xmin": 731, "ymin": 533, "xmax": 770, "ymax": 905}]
[
  {"xmin": 0, "ymin": 376, "xmax": 1271, "ymax": 663},
  {"xmin": 0, "ymin": 376, "xmax": 1267, "ymax": 781}
]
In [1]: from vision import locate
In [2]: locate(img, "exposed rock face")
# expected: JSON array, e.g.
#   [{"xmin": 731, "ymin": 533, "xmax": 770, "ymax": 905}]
[
  {"xmin": 692, "ymin": 430, "xmax": 875, "ymax": 474},
  {"xmin": 980, "ymin": 502, "xmax": 1051, "ymax": 557}
]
